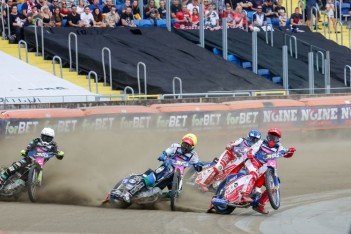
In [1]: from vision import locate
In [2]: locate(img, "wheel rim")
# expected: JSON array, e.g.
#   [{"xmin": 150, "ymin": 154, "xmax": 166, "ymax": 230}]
[{"xmin": 30, "ymin": 169, "xmax": 38, "ymax": 199}]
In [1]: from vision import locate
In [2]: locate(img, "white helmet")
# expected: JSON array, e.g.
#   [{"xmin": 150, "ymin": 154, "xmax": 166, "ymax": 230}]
[{"xmin": 40, "ymin": 128, "xmax": 55, "ymax": 145}]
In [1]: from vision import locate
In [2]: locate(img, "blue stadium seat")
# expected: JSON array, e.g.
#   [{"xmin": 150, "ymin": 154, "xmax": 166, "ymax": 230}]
[
  {"xmin": 258, "ymin": 68, "xmax": 271, "ymax": 79},
  {"xmin": 134, "ymin": 20, "xmax": 140, "ymax": 27},
  {"xmin": 17, "ymin": 3, "xmax": 23, "ymax": 14},
  {"xmin": 286, "ymin": 17, "xmax": 290, "ymax": 27},
  {"xmin": 156, "ymin": 19, "xmax": 167, "ymax": 27},
  {"xmin": 342, "ymin": 3, "xmax": 351, "ymax": 22},
  {"xmin": 267, "ymin": 18, "xmax": 272, "ymax": 25},
  {"xmin": 272, "ymin": 76, "xmax": 283, "ymax": 84},
  {"xmin": 272, "ymin": 18, "xmax": 280, "ymax": 26},
  {"xmin": 213, "ymin": 47, "xmax": 222, "ymax": 56},
  {"xmin": 227, "ymin": 54, "xmax": 241, "ymax": 65},
  {"xmin": 138, "ymin": 19, "xmax": 153, "ymax": 28},
  {"xmin": 242, "ymin": 61, "xmax": 252, "ymax": 70},
  {"xmin": 247, "ymin": 11, "xmax": 255, "ymax": 23}
]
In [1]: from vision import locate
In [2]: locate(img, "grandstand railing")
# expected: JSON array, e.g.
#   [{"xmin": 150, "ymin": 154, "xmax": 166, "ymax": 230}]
[
  {"xmin": 68, "ymin": 32, "xmax": 78, "ymax": 73},
  {"xmin": 18, "ymin": 40, "xmax": 28, "ymax": 63},
  {"xmin": 34, "ymin": 18, "xmax": 44, "ymax": 57},
  {"xmin": 102, "ymin": 47, "xmax": 112, "ymax": 88},
  {"xmin": 87, "ymin": 71, "xmax": 99, "ymax": 94},
  {"xmin": 137, "ymin": 62, "xmax": 147, "ymax": 95},
  {"xmin": 344, "ymin": 65, "xmax": 351, "ymax": 87},
  {"xmin": 52, "ymin": 55, "xmax": 63, "ymax": 78}
]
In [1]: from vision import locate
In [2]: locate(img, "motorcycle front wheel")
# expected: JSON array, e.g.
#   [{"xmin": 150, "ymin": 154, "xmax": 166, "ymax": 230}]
[
  {"xmin": 27, "ymin": 165, "xmax": 41, "ymax": 202},
  {"xmin": 170, "ymin": 169, "xmax": 180, "ymax": 211},
  {"xmin": 212, "ymin": 180, "xmax": 235, "ymax": 215},
  {"xmin": 265, "ymin": 167, "xmax": 280, "ymax": 210}
]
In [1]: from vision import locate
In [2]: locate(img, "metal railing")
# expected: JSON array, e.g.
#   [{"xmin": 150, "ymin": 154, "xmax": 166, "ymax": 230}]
[
  {"xmin": 87, "ymin": 71, "xmax": 99, "ymax": 94},
  {"xmin": 124, "ymin": 86, "xmax": 135, "ymax": 98},
  {"xmin": 52, "ymin": 55, "xmax": 63, "ymax": 78},
  {"xmin": 344, "ymin": 65, "xmax": 351, "ymax": 87},
  {"xmin": 172, "ymin": 76, "xmax": 183, "ymax": 99},
  {"xmin": 335, "ymin": 20, "xmax": 343, "ymax": 45},
  {"xmin": 18, "ymin": 40, "xmax": 28, "ymax": 63},
  {"xmin": 265, "ymin": 25, "xmax": 274, "ymax": 47},
  {"xmin": 311, "ymin": 7, "xmax": 319, "ymax": 32},
  {"xmin": 102, "ymin": 47, "xmax": 112, "ymax": 88},
  {"xmin": 137, "ymin": 61, "xmax": 147, "ymax": 95},
  {"xmin": 68, "ymin": 32, "xmax": 78, "ymax": 73},
  {"xmin": 1, "ymin": 4, "xmax": 7, "ymax": 39},
  {"xmin": 34, "ymin": 18, "xmax": 44, "ymax": 57},
  {"xmin": 161, "ymin": 91, "xmax": 252, "ymax": 99},
  {"xmin": 316, "ymin": 50, "xmax": 325, "ymax": 74}
]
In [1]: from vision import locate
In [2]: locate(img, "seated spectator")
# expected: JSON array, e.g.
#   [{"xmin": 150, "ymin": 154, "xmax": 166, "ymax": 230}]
[
  {"xmin": 60, "ymin": 1, "xmax": 70, "ymax": 20},
  {"xmin": 22, "ymin": 0, "xmax": 37, "ymax": 18},
  {"xmin": 77, "ymin": 0, "xmax": 86, "ymax": 14},
  {"xmin": 187, "ymin": 0, "xmax": 199, "ymax": 13},
  {"xmin": 80, "ymin": 6, "xmax": 94, "ymax": 27},
  {"xmin": 9, "ymin": 5, "xmax": 26, "ymax": 42},
  {"xmin": 290, "ymin": 7, "xmax": 304, "ymax": 28},
  {"xmin": 40, "ymin": 5, "xmax": 52, "ymax": 27},
  {"xmin": 144, "ymin": 0, "xmax": 159, "ymax": 21},
  {"xmin": 25, "ymin": 5, "xmax": 42, "ymax": 26},
  {"xmin": 51, "ymin": 7, "xmax": 63, "ymax": 27},
  {"xmin": 190, "ymin": 7, "xmax": 200, "ymax": 27},
  {"xmin": 89, "ymin": 0, "xmax": 100, "ymax": 11},
  {"xmin": 203, "ymin": 0, "xmax": 210, "ymax": 13},
  {"xmin": 93, "ymin": 8, "xmax": 106, "ymax": 27},
  {"xmin": 325, "ymin": 0, "xmax": 337, "ymax": 33},
  {"xmin": 174, "ymin": 4, "xmax": 191, "ymax": 28},
  {"xmin": 249, "ymin": 5, "xmax": 267, "ymax": 31},
  {"xmin": 278, "ymin": 9, "xmax": 287, "ymax": 26},
  {"xmin": 262, "ymin": 0, "xmax": 276, "ymax": 19},
  {"xmin": 118, "ymin": 0, "xmax": 131, "ymax": 15},
  {"xmin": 204, "ymin": 3, "xmax": 220, "ymax": 29},
  {"xmin": 121, "ymin": 6, "xmax": 136, "ymax": 27},
  {"xmin": 240, "ymin": 0, "xmax": 255, "ymax": 12},
  {"xmin": 0, "ymin": 0, "xmax": 14, "ymax": 34},
  {"xmin": 222, "ymin": 4, "xmax": 236, "ymax": 28},
  {"xmin": 158, "ymin": 0, "xmax": 167, "ymax": 19},
  {"xmin": 49, "ymin": 0, "xmax": 60, "ymax": 13},
  {"xmin": 36, "ymin": 0, "xmax": 46, "ymax": 11},
  {"xmin": 103, "ymin": 0, "xmax": 113, "ymax": 14},
  {"xmin": 105, "ymin": 5, "xmax": 120, "ymax": 27},
  {"xmin": 131, "ymin": 0, "xmax": 141, "ymax": 20},
  {"xmin": 171, "ymin": 0, "xmax": 182, "ymax": 18},
  {"xmin": 273, "ymin": 0, "xmax": 286, "ymax": 17},
  {"xmin": 67, "ymin": 5, "xmax": 83, "ymax": 27}
]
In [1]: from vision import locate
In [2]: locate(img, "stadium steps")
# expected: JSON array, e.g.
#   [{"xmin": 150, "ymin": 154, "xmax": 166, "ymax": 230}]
[{"xmin": 0, "ymin": 39, "xmax": 123, "ymax": 98}]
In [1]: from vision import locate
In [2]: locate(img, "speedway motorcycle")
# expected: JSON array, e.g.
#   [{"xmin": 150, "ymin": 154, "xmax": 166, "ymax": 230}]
[
  {"xmin": 103, "ymin": 155, "xmax": 197, "ymax": 211},
  {"xmin": 209, "ymin": 150, "xmax": 283, "ymax": 214},
  {"xmin": 0, "ymin": 147, "xmax": 55, "ymax": 202}
]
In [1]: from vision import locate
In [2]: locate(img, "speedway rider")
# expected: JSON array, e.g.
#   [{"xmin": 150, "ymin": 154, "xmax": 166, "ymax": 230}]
[
  {"xmin": 122, "ymin": 133, "xmax": 203, "ymax": 202},
  {"xmin": 197, "ymin": 130, "xmax": 262, "ymax": 191},
  {"xmin": 0, "ymin": 128, "xmax": 64, "ymax": 185},
  {"xmin": 243, "ymin": 128, "xmax": 295, "ymax": 214}
]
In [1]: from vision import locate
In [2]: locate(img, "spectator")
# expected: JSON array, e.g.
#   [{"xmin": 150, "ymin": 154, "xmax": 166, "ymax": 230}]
[
  {"xmin": 60, "ymin": 1, "xmax": 70, "ymax": 20},
  {"xmin": 121, "ymin": 6, "xmax": 136, "ymax": 27},
  {"xmin": 233, "ymin": 4, "xmax": 246, "ymax": 29},
  {"xmin": 25, "ymin": 4, "xmax": 41, "ymax": 26},
  {"xmin": 204, "ymin": 3, "xmax": 220, "ymax": 29},
  {"xmin": 222, "ymin": 3, "xmax": 236, "ymax": 28},
  {"xmin": 118, "ymin": 0, "xmax": 131, "ymax": 15},
  {"xmin": 22, "ymin": 0, "xmax": 36, "ymax": 18},
  {"xmin": 80, "ymin": 5, "xmax": 93, "ymax": 27},
  {"xmin": 144, "ymin": 0, "xmax": 159, "ymax": 21},
  {"xmin": 131, "ymin": 0, "xmax": 141, "ymax": 20},
  {"xmin": 49, "ymin": 0, "xmax": 60, "ymax": 13},
  {"xmin": 278, "ymin": 9, "xmax": 287, "ymax": 26},
  {"xmin": 274, "ymin": 0, "xmax": 286, "ymax": 17},
  {"xmin": 325, "ymin": 0, "xmax": 337, "ymax": 33},
  {"xmin": 240, "ymin": 0, "xmax": 255, "ymax": 12},
  {"xmin": 158, "ymin": 0, "xmax": 167, "ymax": 19},
  {"xmin": 9, "ymin": 5, "xmax": 25, "ymax": 42},
  {"xmin": 51, "ymin": 7, "xmax": 63, "ymax": 27},
  {"xmin": 262, "ymin": 0, "xmax": 276, "ymax": 19},
  {"xmin": 40, "ymin": 5, "xmax": 52, "ymax": 27},
  {"xmin": 102, "ymin": 0, "xmax": 113, "ymax": 13},
  {"xmin": 36, "ymin": 0, "xmax": 46, "ymax": 11},
  {"xmin": 190, "ymin": 7, "xmax": 199, "ymax": 27},
  {"xmin": 77, "ymin": 0, "xmax": 86, "ymax": 14},
  {"xmin": 93, "ymin": 7, "xmax": 106, "ymax": 27},
  {"xmin": 290, "ymin": 7, "xmax": 304, "ymax": 28},
  {"xmin": 174, "ymin": 4, "xmax": 191, "ymax": 28},
  {"xmin": 203, "ymin": 0, "xmax": 210, "ymax": 13},
  {"xmin": 89, "ymin": 0, "xmax": 100, "ymax": 11},
  {"xmin": 105, "ymin": 5, "xmax": 120, "ymax": 27},
  {"xmin": 67, "ymin": 5, "xmax": 83, "ymax": 27},
  {"xmin": 249, "ymin": 4, "xmax": 267, "ymax": 31},
  {"xmin": 187, "ymin": 0, "xmax": 199, "ymax": 13},
  {"xmin": 171, "ymin": 0, "xmax": 182, "ymax": 18},
  {"xmin": 306, "ymin": 0, "xmax": 321, "ymax": 27}
]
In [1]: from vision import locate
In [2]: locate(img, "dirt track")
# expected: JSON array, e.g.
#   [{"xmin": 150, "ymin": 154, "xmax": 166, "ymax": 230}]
[{"xmin": 1, "ymin": 129, "xmax": 351, "ymax": 234}]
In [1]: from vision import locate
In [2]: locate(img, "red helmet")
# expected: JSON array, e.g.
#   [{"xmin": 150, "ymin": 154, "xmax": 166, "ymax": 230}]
[{"xmin": 266, "ymin": 128, "xmax": 282, "ymax": 148}]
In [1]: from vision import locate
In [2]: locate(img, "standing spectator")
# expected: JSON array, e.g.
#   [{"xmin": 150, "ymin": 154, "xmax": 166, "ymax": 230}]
[
  {"xmin": 80, "ymin": 5, "xmax": 93, "ymax": 27},
  {"xmin": 105, "ymin": 5, "xmax": 120, "ymax": 27},
  {"xmin": 306, "ymin": 0, "xmax": 321, "ymax": 27},
  {"xmin": 249, "ymin": 4, "xmax": 267, "ymax": 31},
  {"xmin": 144, "ymin": 0, "xmax": 159, "ymax": 21},
  {"xmin": 102, "ymin": 0, "xmax": 113, "ymax": 13},
  {"xmin": 131, "ymin": 0, "xmax": 141, "ymax": 20},
  {"xmin": 187, "ymin": 0, "xmax": 199, "ymax": 13},
  {"xmin": 290, "ymin": 7, "xmax": 304, "ymax": 28},
  {"xmin": 49, "ymin": 0, "xmax": 60, "ymax": 13},
  {"xmin": 40, "ymin": 5, "xmax": 52, "ymax": 27},
  {"xmin": 89, "ymin": 0, "xmax": 100, "ymax": 11},
  {"xmin": 60, "ymin": 1, "xmax": 70, "ymax": 20},
  {"xmin": 262, "ymin": 0, "xmax": 276, "ymax": 19},
  {"xmin": 77, "ymin": 0, "xmax": 86, "ymax": 14},
  {"xmin": 93, "ymin": 7, "xmax": 106, "ymax": 27},
  {"xmin": 22, "ymin": 0, "xmax": 36, "ymax": 18},
  {"xmin": 51, "ymin": 7, "xmax": 63, "ymax": 27},
  {"xmin": 190, "ymin": 7, "xmax": 199, "ymax": 27},
  {"xmin": 121, "ymin": 6, "xmax": 136, "ymax": 27},
  {"xmin": 204, "ymin": 3, "xmax": 220, "ymax": 29},
  {"xmin": 158, "ymin": 0, "xmax": 167, "ymax": 19},
  {"xmin": 171, "ymin": 0, "xmax": 182, "ymax": 18},
  {"xmin": 67, "ymin": 5, "xmax": 83, "ymax": 27},
  {"xmin": 325, "ymin": 0, "xmax": 337, "ymax": 33},
  {"xmin": 9, "ymin": 5, "xmax": 25, "ymax": 42}
]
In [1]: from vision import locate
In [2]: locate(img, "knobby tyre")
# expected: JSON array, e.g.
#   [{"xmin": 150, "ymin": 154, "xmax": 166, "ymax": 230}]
[
  {"xmin": 265, "ymin": 167, "xmax": 280, "ymax": 210},
  {"xmin": 110, "ymin": 180, "xmax": 131, "ymax": 209},
  {"xmin": 213, "ymin": 180, "xmax": 235, "ymax": 214},
  {"xmin": 27, "ymin": 165, "xmax": 40, "ymax": 203},
  {"xmin": 170, "ymin": 169, "xmax": 180, "ymax": 211}
]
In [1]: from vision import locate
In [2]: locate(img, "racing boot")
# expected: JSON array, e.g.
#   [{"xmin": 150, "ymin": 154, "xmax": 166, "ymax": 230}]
[
  {"xmin": 240, "ymin": 174, "xmax": 256, "ymax": 203},
  {"xmin": 252, "ymin": 190, "xmax": 269, "ymax": 214}
]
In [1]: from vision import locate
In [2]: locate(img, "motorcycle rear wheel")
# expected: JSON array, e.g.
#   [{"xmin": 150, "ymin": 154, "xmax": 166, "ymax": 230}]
[
  {"xmin": 213, "ymin": 180, "xmax": 235, "ymax": 215},
  {"xmin": 110, "ymin": 180, "xmax": 131, "ymax": 209},
  {"xmin": 27, "ymin": 165, "xmax": 40, "ymax": 203},
  {"xmin": 265, "ymin": 167, "xmax": 280, "ymax": 210},
  {"xmin": 170, "ymin": 169, "xmax": 180, "ymax": 211}
]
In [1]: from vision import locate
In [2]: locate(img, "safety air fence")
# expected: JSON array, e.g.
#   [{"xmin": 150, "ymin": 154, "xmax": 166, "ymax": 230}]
[{"xmin": 2, "ymin": 96, "xmax": 351, "ymax": 138}]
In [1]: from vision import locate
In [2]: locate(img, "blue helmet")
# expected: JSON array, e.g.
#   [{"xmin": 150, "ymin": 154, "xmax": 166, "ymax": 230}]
[{"xmin": 247, "ymin": 130, "xmax": 261, "ymax": 144}]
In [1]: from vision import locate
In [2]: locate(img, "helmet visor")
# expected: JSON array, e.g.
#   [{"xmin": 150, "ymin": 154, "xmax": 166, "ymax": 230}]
[
  {"xmin": 41, "ymin": 134, "xmax": 53, "ymax": 144},
  {"xmin": 181, "ymin": 142, "xmax": 192, "ymax": 153},
  {"xmin": 249, "ymin": 136, "xmax": 260, "ymax": 143},
  {"xmin": 267, "ymin": 133, "xmax": 280, "ymax": 143}
]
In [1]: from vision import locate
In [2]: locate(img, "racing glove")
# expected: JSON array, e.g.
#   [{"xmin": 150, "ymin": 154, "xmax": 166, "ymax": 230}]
[
  {"xmin": 20, "ymin": 149, "xmax": 27, "ymax": 157},
  {"xmin": 284, "ymin": 147, "xmax": 296, "ymax": 158},
  {"xmin": 56, "ymin": 151, "xmax": 65, "ymax": 160},
  {"xmin": 193, "ymin": 162, "xmax": 203, "ymax": 172},
  {"xmin": 158, "ymin": 152, "xmax": 167, "ymax": 161},
  {"xmin": 226, "ymin": 142, "xmax": 235, "ymax": 151},
  {"xmin": 247, "ymin": 148, "xmax": 254, "ymax": 159}
]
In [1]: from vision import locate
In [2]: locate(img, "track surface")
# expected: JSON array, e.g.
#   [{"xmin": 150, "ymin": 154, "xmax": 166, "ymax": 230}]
[{"xmin": 1, "ymin": 130, "xmax": 351, "ymax": 234}]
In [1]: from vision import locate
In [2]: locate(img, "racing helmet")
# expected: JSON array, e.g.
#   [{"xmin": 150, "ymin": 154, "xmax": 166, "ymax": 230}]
[
  {"xmin": 40, "ymin": 128, "xmax": 55, "ymax": 145},
  {"xmin": 266, "ymin": 128, "xmax": 281, "ymax": 148},
  {"xmin": 181, "ymin": 133, "xmax": 198, "ymax": 153},
  {"xmin": 247, "ymin": 129, "xmax": 261, "ymax": 144}
]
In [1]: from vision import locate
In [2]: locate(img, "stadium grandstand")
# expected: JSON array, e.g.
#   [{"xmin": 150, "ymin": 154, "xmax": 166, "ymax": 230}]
[{"xmin": 1, "ymin": 0, "xmax": 351, "ymax": 105}]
